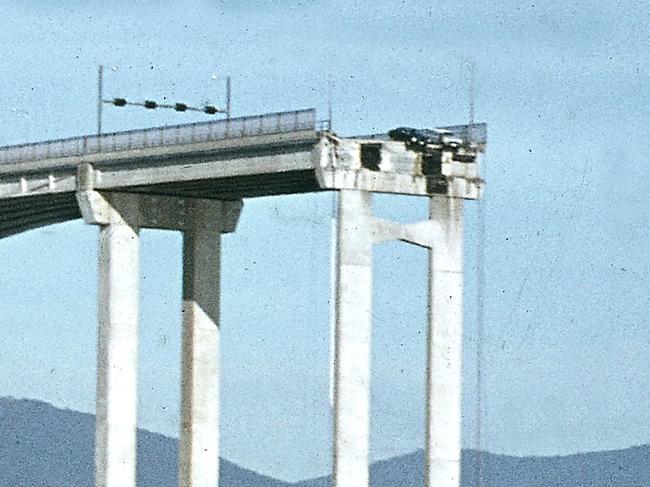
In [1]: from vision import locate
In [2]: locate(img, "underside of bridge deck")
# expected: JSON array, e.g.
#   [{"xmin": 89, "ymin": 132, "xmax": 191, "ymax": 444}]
[
  {"xmin": 0, "ymin": 192, "xmax": 81, "ymax": 239},
  {"xmin": 121, "ymin": 168, "xmax": 322, "ymax": 200},
  {"xmin": 0, "ymin": 165, "xmax": 322, "ymax": 238}
]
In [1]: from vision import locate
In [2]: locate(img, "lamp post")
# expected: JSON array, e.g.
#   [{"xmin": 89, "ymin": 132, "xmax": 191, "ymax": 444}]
[
  {"xmin": 97, "ymin": 65, "xmax": 118, "ymax": 135},
  {"xmin": 9, "ymin": 108, "xmax": 30, "ymax": 143},
  {"xmin": 97, "ymin": 65, "xmax": 102, "ymax": 136},
  {"xmin": 226, "ymin": 76, "xmax": 231, "ymax": 120},
  {"xmin": 212, "ymin": 74, "xmax": 231, "ymax": 119}
]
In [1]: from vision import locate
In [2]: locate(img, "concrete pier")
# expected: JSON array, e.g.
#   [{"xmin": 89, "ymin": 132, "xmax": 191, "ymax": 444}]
[
  {"xmin": 425, "ymin": 196, "xmax": 464, "ymax": 487},
  {"xmin": 332, "ymin": 190, "xmax": 373, "ymax": 487},
  {"xmin": 179, "ymin": 227, "xmax": 222, "ymax": 487},
  {"xmin": 95, "ymin": 220, "xmax": 140, "ymax": 487}
]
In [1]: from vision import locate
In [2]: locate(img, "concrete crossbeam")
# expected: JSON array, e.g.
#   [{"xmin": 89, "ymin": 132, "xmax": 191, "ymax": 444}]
[{"xmin": 77, "ymin": 189, "xmax": 242, "ymax": 233}]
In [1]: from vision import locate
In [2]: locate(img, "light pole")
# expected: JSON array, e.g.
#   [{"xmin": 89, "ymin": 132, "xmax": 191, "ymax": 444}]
[
  {"xmin": 97, "ymin": 65, "xmax": 118, "ymax": 135},
  {"xmin": 212, "ymin": 74, "xmax": 231, "ymax": 119},
  {"xmin": 97, "ymin": 65, "xmax": 102, "ymax": 135},
  {"xmin": 9, "ymin": 108, "xmax": 30, "ymax": 142},
  {"xmin": 226, "ymin": 76, "xmax": 231, "ymax": 120}
]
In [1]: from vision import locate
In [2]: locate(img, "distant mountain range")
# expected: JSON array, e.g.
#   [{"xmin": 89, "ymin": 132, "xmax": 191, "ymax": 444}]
[{"xmin": 1, "ymin": 396, "xmax": 648, "ymax": 486}]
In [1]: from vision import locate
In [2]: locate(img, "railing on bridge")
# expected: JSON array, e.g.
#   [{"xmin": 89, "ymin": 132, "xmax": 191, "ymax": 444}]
[{"xmin": 0, "ymin": 109, "xmax": 323, "ymax": 165}]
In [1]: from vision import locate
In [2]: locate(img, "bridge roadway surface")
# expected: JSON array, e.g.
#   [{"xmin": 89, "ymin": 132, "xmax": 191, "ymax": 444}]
[{"xmin": 0, "ymin": 109, "xmax": 325, "ymax": 238}]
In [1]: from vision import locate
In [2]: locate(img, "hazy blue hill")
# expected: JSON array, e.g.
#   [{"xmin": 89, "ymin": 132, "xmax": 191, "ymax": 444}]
[
  {"xmin": 461, "ymin": 447, "xmax": 650, "ymax": 487},
  {"xmin": 1, "ymin": 396, "xmax": 649, "ymax": 486},
  {"xmin": 0, "ymin": 397, "xmax": 287, "ymax": 487},
  {"xmin": 294, "ymin": 448, "xmax": 650, "ymax": 487}
]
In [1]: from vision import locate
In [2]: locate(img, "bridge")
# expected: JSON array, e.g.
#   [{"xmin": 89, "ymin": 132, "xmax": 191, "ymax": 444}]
[{"xmin": 0, "ymin": 108, "xmax": 486, "ymax": 487}]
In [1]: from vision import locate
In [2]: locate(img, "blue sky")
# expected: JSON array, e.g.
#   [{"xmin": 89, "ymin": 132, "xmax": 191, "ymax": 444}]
[{"xmin": 0, "ymin": 0, "xmax": 649, "ymax": 481}]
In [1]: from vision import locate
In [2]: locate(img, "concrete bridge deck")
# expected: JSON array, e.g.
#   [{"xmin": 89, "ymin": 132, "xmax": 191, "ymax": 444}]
[
  {"xmin": 0, "ymin": 109, "xmax": 323, "ymax": 238},
  {"xmin": 0, "ymin": 108, "xmax": 485, "ymax": 239}
]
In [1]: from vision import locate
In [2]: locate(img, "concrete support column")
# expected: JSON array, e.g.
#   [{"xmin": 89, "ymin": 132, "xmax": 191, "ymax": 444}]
[
  {"xmin": 95, "ymin": 221, "xmax": 140, "ymax": 487},
  {"xmin": 332, "ymin": 189, "xmax": 373, "ymax": 487},
  {"xmin": 179, "ymin": 227, "xmax": 222, "ymax": 487},
  {"xmin": 425, "ymin": 196, "xmax": 464, "ymax": 487}
]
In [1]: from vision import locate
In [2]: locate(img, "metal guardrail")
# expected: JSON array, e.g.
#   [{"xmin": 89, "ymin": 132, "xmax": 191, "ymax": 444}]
[{"xmin": 0, "ymin": 109, "xmax": 320, "ymax": 165}]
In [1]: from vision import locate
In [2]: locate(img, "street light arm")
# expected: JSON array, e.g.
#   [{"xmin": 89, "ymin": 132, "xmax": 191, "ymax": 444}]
[
  {"xmin": 103, "ymin": 97, "xmax": 227, "ymax": 115},
  {"xmin": 97, "ymin": 65, "xmax": 103, "ymax": 135}
]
